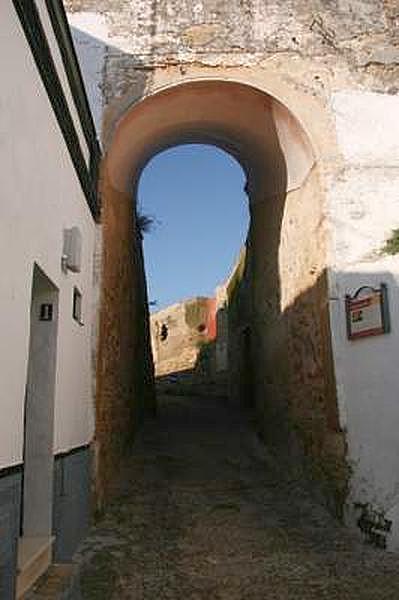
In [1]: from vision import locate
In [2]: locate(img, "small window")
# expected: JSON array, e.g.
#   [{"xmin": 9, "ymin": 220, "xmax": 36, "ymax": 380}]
[
  {"xmin": 197, "ymin": 323, "xmax": 206, "ymax": 333},
  {"xmin": 73, "ymin": 287, "xmax": 83, "ymax": 324},
  {"xmin": 160, "ymin": 323, "xmax": 168, "ymax": 342}
]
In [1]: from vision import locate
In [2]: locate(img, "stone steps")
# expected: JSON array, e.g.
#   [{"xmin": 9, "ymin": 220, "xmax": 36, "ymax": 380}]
[{"xmin": 17, "ymin": 536, "xmax": 53, "ymax": 599}]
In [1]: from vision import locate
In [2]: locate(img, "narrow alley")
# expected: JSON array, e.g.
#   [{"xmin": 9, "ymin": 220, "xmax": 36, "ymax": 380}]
[
  {"xmin": 39, "ymin": 391, "xmax": 399, "ymax": 600},
  {"xmin": 4, "ymin": 4, "xmax": 399, "ymax": 599}
]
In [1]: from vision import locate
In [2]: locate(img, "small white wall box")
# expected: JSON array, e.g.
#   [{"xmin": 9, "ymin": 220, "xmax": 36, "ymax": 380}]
[{"xmin": 63, "ymin": 227, "xmax": 82, "ymax": 273}]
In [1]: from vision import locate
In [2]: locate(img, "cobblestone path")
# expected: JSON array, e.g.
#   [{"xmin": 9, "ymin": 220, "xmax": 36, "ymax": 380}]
[{"xmin": 76, "ymin": 394, "xmax": 399, "ymax": 599}]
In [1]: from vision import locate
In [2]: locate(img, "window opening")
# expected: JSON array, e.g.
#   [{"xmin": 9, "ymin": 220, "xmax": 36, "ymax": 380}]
[
  {"xmin": 73, "ymin": 287, "xmax": 82, "ymax": 324},
  {"xmin": 160, "ymin": 323, "xmax": 168, "ymax": 342}
]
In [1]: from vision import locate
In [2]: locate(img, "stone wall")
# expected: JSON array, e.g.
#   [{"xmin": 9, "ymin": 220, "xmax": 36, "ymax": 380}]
[
  {"xmin": 225, "ymin": 166, "xmax": 348, "ymax": 515},
  {"xmin": 67, "ymin": 0, "xmax": 398, "ymax": 115},
  {"xmin": 151, "ymin": 296, "xmax": 216, "ymax": 377},
  {"xmin": 94, "ymin": 177, "xmax": 155, "ymax": 505}
]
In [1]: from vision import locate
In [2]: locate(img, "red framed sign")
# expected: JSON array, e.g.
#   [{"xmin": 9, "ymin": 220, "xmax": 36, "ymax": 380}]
[{"xmin": 345, "ymin": 284, "xmax": 390, "ymax": 341}]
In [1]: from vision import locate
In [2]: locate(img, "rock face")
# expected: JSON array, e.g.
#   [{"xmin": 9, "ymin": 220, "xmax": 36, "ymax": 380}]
[{"xmin": 67, "ymin": 0, "xmax": 399, "ymax": 546}]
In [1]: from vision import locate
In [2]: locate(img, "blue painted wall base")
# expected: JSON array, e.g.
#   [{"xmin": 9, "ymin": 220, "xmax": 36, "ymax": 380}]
[
  {"xmin": 52, "ymin": 447, "xmax": 91, "ymax": 563},
  {"xmin": 0, "ymin": 471, "xmax": 21, "ymax": 600}
]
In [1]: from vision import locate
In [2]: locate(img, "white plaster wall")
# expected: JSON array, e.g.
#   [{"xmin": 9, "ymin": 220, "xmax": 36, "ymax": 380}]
[
  {"xmin": 35, "ymin": 0, "xmax": 91, "ymax": 166},
  {"xmin": 0, "ymin": 3, "xmax": 96, "ymax": 468},
  {"xmin": 67, "ymin": 12, "xmax": 108, "ymax": 139},
  {"xmin": 328, "ymin": 91, "xmax": 399, "ymax": 548},
  {"xmin": 332, "ymin": 92, "xmax": 399, "ymax": 168}
]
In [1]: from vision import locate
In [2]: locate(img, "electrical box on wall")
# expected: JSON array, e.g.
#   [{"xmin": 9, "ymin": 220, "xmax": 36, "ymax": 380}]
[{"xmin": 62, "ymin": 227, "xmax": 82, "ymax": 273}]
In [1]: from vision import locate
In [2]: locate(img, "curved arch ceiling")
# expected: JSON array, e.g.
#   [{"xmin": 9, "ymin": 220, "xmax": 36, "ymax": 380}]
[{"xmin": 105, "ymin": 80, "xmax": 315, "ymax": 199}]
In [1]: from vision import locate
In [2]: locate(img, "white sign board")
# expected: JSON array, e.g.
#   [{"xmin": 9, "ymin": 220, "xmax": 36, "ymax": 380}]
[{"xmin": 346, "ymin": 285, "xmax": 389, "ymax": 340}]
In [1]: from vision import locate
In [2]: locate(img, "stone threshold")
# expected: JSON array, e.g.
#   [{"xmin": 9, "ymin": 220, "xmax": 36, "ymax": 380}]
[
  {"xmin": 22, "ymin": 563, "xmax": 81, "ymax": 600},
  {"xmin": 17, "ymin": 536, "xmax": 54, "ymax": 599}
]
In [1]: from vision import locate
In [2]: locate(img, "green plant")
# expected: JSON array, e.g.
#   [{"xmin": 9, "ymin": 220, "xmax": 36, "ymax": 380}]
[
  {"xmin": 136, "ymin": 212, "xmax": 157, "ymax": 235},
  {"xmin": 382, "ymin": 229, "xmax": 399, "ymax": 255}
]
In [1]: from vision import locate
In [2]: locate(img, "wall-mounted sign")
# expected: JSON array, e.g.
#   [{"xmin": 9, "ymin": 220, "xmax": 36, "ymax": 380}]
[
  {"xmin": 345, "ymin": 284, "xmax": 390, "ymax": 340},
  {"xmin": 40, "ymin": 303, "xmax": 53, "ymax": 321}
]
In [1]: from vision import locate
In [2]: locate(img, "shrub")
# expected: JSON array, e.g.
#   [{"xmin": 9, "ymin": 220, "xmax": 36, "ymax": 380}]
[{"xmin": 382, "ymin": 229, "xmax": 399, "ymax": 255}]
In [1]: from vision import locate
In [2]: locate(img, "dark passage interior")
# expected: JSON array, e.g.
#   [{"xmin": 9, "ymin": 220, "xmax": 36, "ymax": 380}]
[{"xmin": 96, "ymin": 80, "xmax": 345, "ymax": 521}]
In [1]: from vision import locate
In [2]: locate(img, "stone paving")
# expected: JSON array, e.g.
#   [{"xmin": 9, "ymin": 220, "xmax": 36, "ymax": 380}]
[{"xmin": 74, "ymin": 394, "xmax": 399, "ymax": 599}]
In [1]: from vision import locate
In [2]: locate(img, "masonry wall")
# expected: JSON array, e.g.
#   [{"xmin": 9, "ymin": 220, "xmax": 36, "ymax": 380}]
[
  {"xmin": 228, "ymin": 166, "xmax": 347, "ymax": 515},
  {"xmin": 151, "ymin": 297, "xmax": 215, "ymax": 377},
  {"xmin": 67, "ymin": 0, "xmax": 399, "ymax": 537},
  {"xmin": 66, "ymin": 0, "xmax": 398, "ymax": 119}
]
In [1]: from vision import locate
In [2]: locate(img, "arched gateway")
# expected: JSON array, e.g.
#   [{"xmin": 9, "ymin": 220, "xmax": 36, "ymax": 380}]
[
  {"xmin": 3, "ymin": 3, "xmax": 399, "ymax": 597},
  {"xmin": 95, "ymin": 77, "xmax": 346, "ymax": 517}
]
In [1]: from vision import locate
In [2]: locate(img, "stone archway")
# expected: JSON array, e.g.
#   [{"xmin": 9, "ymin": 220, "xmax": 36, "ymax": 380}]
[{"xmin": 95, "ymin": 78, "xmax": 346, "ymax": 515}]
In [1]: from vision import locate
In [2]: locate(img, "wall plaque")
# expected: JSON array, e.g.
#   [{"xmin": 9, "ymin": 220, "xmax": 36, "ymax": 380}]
[
  {"xmin": 39, "ymin": 303, "xmax": 53, "ymax": 322},
  {"xmin": 345, "ymin": 284, "xmax": 390, "ymax": 340}
]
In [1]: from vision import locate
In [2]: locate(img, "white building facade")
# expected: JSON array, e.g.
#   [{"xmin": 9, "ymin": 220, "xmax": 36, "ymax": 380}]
[{"xmin": 0, "ymin": 1, "xmax": 100, "ymax": 597}]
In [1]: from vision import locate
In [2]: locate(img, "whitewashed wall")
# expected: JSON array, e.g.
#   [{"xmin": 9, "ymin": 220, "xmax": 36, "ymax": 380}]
[
  {"xmin": 36, "ymin": 0, "xmax": 91, "ymax": 165},
  {"xmin": 328, "ymin": 91, "xmax": 399, "ymax": 549},
  {"xmin": 0, "ymin": 3, "xmax": 96, "ymax": 468},
  {"xmin": 68, "ymin": 11, "xmax": 108, "ymax": 139}
]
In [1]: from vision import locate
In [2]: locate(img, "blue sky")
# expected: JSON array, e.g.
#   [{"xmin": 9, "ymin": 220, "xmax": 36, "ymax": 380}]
[{"xmin": 138, "ymin": 144, "xmax": 249, "ymax": 311}]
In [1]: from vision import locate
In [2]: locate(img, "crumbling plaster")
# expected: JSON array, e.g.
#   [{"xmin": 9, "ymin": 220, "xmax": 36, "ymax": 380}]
[{"xmin": 66, "ymin": 0, "xmax": 398, "ymax": 107}]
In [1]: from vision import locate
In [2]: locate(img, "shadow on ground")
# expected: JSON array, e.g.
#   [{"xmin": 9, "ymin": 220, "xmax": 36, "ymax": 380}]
[{"xmin": 33, "ymin": 391, "xmax": 399, "ymax": 600}]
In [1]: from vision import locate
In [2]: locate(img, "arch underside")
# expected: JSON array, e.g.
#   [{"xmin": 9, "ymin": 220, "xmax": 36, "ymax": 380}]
[
  {"xmin": 106, "ymin": 80, "xmax": 314, "ymax": 197},
  {"xmin": 96, "ymin": 79, "xmax": 345, "ymax": 515}
]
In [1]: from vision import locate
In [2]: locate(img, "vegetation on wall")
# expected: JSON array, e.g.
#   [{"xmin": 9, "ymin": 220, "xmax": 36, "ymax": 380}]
[
  {"xmin": 185, "ymin": 298, "xmax": 209, "ymax": 329},
  {"xmin": 382, "ymin": 229, "xmax": 399, "ymax": 255},
  {"xmin": 137, "ymin": 212, "xmax": 157, "ymax": 236}
]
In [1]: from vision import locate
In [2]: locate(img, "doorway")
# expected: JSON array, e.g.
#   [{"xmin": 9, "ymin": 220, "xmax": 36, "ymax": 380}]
[{"xmin": 17, "ymin": 265, "xmax": 59, "ymax": 597}]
